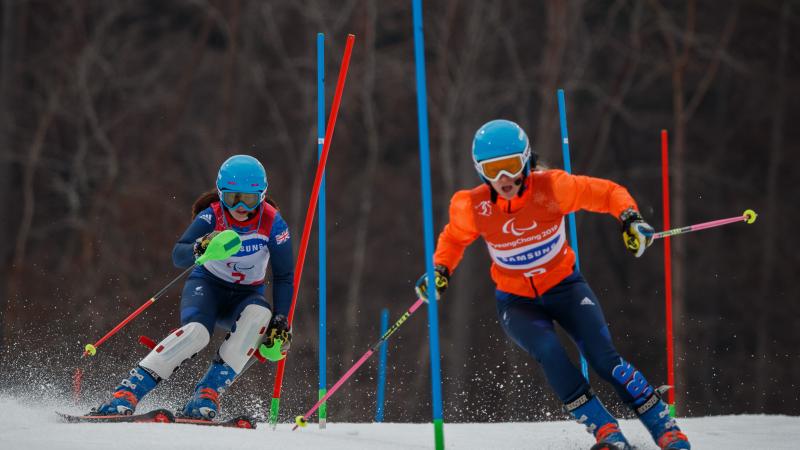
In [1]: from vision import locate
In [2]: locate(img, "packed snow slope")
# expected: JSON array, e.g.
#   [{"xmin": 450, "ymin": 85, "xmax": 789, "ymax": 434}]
[{"xmin": 1, "ymin": 396, "xmax": 797, "ymax": 449}]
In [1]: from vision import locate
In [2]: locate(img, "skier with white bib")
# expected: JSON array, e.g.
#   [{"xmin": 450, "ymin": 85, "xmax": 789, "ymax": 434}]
[
  {"xmin": 415, "ymin": 120, "xmax": 690, "ymax": 450},
  {"xmin": 95, "ymin": 154, "xmax": 293, "ymax": 420}
]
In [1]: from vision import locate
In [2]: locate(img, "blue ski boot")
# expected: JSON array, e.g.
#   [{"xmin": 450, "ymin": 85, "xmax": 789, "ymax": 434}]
[
  {"xmin": 634, "ymin": 390, "xmax": 690, "ymax": 449},
  {"xmin": 94, "ymin": 366, "xmax": 159, "ymax": 415},
  {"xmin": 565, "ymin": 391, "xmax": 632, "ymax": 450},
  {"xmin": 180, "ymin": 360, "xmax": 237, "ymax": 419}
]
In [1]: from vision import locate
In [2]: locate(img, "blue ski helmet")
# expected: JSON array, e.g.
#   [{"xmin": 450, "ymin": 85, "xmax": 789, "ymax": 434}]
[
  {"xmin": 472, "ymin": 119, "xmax": 536, "ymax": 182},
  {"xmin": 216, "ymin": 155, "xmax": 268, "ymax": 207}
]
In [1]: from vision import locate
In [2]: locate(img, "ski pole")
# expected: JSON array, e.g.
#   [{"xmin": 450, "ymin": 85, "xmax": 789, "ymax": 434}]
[
  {"xmin": 293, "ymin": 297, "xmax": 427, "ymax": 431},
  {"xmin": 652, "ymin": 209, "xmax": 757, "ymax": 240},
  {"xmin": 268, "ymin": 33, "xmax": 355, "ymax": 428},
  {"xmin": 81, "ymin": 229, "xmax": 242, "ymax": 358}
]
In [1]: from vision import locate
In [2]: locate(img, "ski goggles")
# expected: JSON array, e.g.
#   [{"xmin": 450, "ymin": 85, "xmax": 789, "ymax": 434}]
[
  {"xmin": 475, "ymin": 153, "xmax": 528, "ymax": 182},
  {"xmin": 218, "ymin": 190, "xmax": 263, "ymax": 211}
]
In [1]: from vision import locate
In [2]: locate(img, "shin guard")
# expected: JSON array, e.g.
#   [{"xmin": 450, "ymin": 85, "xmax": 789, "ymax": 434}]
[
  {"xmin": 140, "ymin": 322, "xmax": 210, "ymax": 380},
  {"xmin": 218, "ymin": 304, "xmax": 271, "ymax": 373}
]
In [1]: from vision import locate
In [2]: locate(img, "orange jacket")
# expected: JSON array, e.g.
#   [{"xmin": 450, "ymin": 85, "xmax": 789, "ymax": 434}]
[{"xmin": 433, "ymin": 169, "xmax": 638, "ymax": 298}]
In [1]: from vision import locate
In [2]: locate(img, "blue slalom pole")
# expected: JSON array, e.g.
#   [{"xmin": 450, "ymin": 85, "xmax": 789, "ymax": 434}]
[
  {"xmin": 317, "ymin": 32, "xmax": 328, "ymax": 428},
  {"xmin": 375, "ymin": 308, "xmax": 390, "ymax": 422},
  {"xmin": 411, "ymin": 1, "xmax": 444, "ymax": 448},
  {"xmin": 557, "ymin": 88, "xmax": 589, "ymax": 380}
]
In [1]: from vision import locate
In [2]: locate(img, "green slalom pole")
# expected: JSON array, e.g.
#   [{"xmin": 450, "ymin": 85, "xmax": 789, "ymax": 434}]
[{"xmin": 319, "ymin": 389, "xmax": 327, "ymax": 426}]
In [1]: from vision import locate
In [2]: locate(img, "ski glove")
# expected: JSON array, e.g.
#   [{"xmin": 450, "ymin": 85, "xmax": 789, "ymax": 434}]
[
  {"xmin": 265, "ymin": 314, "xmax": 292, "ymax": 353},
  {"xmin": 415, "ymin": 264, "xmax": 450, "ymax": 302},
  {"xmin": 193, "ymin": 231, "xmax": 220, "ymax": 259},
  {"xmin": 620, "ymin": 208, "xmax": 655, "ymax": 258}
]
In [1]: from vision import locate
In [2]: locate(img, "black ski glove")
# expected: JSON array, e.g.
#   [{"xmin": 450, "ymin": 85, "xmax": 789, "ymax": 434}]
[
  {"xmin": 193, "ymin": 231, "xmax": 220, "ymax": 259},
  {"xmin": 414, "ymin": 264, "xmax": 450, "ymax": 302},
  {"xmin": 620, "ymin": 208, "xmax": 655, "ymax": 258},
  {"xmin": 265, "ymin": 314, "xmax": 292, "ymax": 353}
]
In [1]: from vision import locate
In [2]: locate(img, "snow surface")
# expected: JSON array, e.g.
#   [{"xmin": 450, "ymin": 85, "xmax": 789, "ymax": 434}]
[{"xmin": 1, "ymin": 396, "xmax": 798, "ymax": 449}]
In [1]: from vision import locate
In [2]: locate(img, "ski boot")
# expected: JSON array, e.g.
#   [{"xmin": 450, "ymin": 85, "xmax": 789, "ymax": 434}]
[
  {"xmin": 94, "ymin": 366, "xmax": 159, "ymax": 415},
  {"xmin": 565, "ymin": 391, "xmax": 632, "ymax": 450},
  {"xmin": 180, "ymin": 359, "xmax": 237, "ymax": 419},
  {"xmin": 634, "ymin": 390, "xmax": 690, "ymax": 449}
]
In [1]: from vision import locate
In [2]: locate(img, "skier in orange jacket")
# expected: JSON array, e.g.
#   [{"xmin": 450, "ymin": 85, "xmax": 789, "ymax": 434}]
[{"xmin": 415, "ymin": 120, "xmax": 690, "ymax": 450}]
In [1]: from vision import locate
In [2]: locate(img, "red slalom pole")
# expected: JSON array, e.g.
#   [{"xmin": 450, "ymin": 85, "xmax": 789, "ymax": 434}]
[
  {"xmin": 72, "ymin": 367, "xmax": 83, "ymax": 405},
  {"xmin": 268, "ymin": 33, "xmax": 355, "ymax": 428},
  {"xmin": 661, "ymin": 130, "xmax": 676, "ymax": 417}
]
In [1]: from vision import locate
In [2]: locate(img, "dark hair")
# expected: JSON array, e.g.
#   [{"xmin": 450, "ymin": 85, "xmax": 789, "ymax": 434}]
[{"xmin": 191, "ymin": 189, "xmax": 279, "ymax": 217}]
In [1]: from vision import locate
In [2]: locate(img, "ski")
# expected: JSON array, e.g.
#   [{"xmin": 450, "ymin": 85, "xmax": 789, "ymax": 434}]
[
  {"xmin": 174, "ymin": 415, "xmax": 256, "ymax": 429},
  {"xmin": 56, "ymin": 408, "xmax": 175, "ymax": 424}
]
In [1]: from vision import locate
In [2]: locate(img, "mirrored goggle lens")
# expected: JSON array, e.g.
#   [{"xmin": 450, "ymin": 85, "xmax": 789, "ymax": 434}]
[
  {"xmin": 221, "ymin": 191, "xmax": 261, "ymax": 209},
  {"xmin": 479, "ymin": 155, "xmax": 524, "ymax": 180}
]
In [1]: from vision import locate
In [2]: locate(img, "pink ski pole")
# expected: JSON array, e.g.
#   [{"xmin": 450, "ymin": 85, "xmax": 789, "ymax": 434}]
[
  {"xmin": 292, "ymin": 297, "xmax": 427, "ymax": 430},
  {"xmin": 652, "ymin": 209, "xmax": 757, "ymax": 240}
]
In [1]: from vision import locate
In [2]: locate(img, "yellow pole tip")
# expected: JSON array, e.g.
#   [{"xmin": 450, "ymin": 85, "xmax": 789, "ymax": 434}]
[
  {"xmin": 84, "ymin": 344, "xmax": 97, "ymax": 356},
  {"xmin": 743, "ymin": 209, "xmax": 757, "ymax": 224}
]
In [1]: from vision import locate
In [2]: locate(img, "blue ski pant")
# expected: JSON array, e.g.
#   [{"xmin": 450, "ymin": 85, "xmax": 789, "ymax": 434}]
[
  {"xmin": 180, "ymin": 275, "xmax": 271, "ymax": 336},
  {"xmin": 496, "ymin": 270, "xmax": 653, "ymax": 406}
]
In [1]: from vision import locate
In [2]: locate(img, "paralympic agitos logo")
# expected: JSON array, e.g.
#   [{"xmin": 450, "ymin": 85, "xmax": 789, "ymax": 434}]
[{"xmin": 502, "ymin": 218, "xmax": 538, "ymax": 236}]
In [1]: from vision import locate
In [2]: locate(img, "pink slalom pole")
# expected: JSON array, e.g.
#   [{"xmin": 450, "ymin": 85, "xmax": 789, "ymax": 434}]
[
  {"xmin": 652, "ymin": 210, "xmax": 757, "ymax": 240},
  {"xmin": 293, "ymin": 297, "xmax": 427, "ymax": 430}
]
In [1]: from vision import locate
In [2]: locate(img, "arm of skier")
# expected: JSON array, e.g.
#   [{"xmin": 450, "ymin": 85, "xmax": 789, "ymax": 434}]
[
  {"xmin": 550, "ymin": 169, "xmax": 638, "ymax": 217},
  {"xmin": 266, "ymin": 213, "xmax": 294, "ymax": 317},
  {"xmin": 434, "ymin": 190, "xmax": 480, "ymax": 272},
  {"xmin": 416, "ymin": 191, "xmax": 480, "ymax": 301},
  {"xmin": 172, "ymin": 209, "xmax": 217, "ymax": 268},
  {"xmin": 551, "ymin": 170, "xmax": 654, "ymax": 257}
]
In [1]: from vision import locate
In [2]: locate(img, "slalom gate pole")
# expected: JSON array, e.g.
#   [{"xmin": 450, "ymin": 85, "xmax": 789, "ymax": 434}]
[
  {"xmin": 316, "ymin": 31, "xmax": 329, "ymax": 430},
  {"xmin": 661, "ymin": 130, "xmax": 676, "ymax": 417},
  {"xmin": 411, "ymin": 1, "xmax": 445, "ymax": 448},
  {"xmin": 557, "ymin": 89, "xmax": 589, "ymax": 380},
  {"xmin": 293, "ymin": 298, "xmax": 427, "ymax": 431},
  {"xmin": 652, "ymin": 210, "xmax": 757, "ymax": 240},
  {"xmin": 80, "ymin": 229, "xmax": 242, "ymax": 358},
  {"xmin": 269, "ymin": 34, "xmax": 355, "ymax": 428},
  {"xmin": 375, "ymin": 308, "xmax": 390, "ymax": 422},
  {"xmin": 72, "ymin": 367, "xmax": 83, "ymax": 405}
]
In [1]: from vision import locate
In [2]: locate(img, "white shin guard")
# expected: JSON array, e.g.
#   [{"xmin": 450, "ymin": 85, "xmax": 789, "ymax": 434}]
[
  {"xmin": 140, "ymin": 322, "xmax": 210, "ymax": 380},
  {"xmin": 218, "ymin": 304, "xmax": 272, "ymax": 373}
]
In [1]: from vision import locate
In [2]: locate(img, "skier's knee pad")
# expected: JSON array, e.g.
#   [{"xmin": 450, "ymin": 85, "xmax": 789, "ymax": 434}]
[
  {"xmin": 140, "ymin": 322, "xmax": 210, "ymax": 380},
  {"xmin": 218, "ymin": 304, "xmax": 272, "ymax": 373}
]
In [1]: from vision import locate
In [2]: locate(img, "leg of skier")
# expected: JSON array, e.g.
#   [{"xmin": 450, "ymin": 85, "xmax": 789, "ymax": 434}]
[
  {"xmin": 94, "ymin": 278, "xmax": 218, "ymax": 415},
  {"xmin": 180, "ymin": 293, "xmax": 271, "ymax": 419},
  {"xmin": 94, "ymin": 279, "xmax": 216, "ymax": 414},
  {"xmin": 496, "ymin": 288, "xmax": 632, "ymax": 450},
  {"xmin": 551, "ymin": 272, "xmax": 690, "ymax": 450}
]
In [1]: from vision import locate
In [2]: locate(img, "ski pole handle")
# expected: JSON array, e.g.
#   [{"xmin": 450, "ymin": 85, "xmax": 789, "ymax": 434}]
[{"xmin": 652, "ymin": 209, "xmax": 757, "ymax": 240}]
